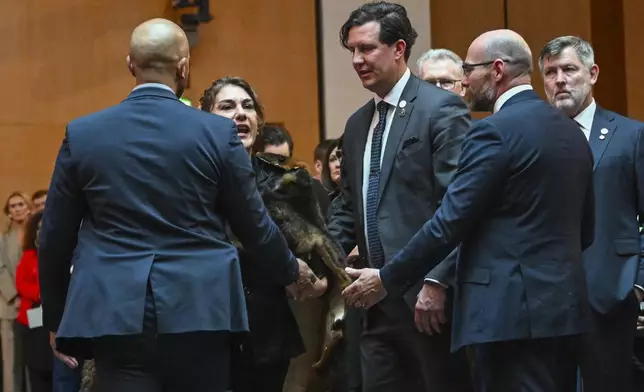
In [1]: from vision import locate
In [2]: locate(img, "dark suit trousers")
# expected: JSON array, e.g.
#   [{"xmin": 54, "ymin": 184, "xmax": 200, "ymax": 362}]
[
  {"xmin": 92, "ymin": 283, "xmax": 231, "ymax": 392},
  {"xmin": 477, "ymin": 335, "xmax": 580, "ymax": 392},
  {"xmin": 360, "ymin": 299, "xmax": 472, "ymax": 392},
  {"xmin": 229, "ymin": 340, "xmax": 290, "ymax": 392},
  {"xmin": 579, "ymin": 291, "xmax": 640, "ymax": 392}
]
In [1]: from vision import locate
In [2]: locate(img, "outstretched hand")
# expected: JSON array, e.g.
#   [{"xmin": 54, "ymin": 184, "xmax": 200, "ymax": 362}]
[{"xmin": 341, "ymin": 267, "xmax": 387, "ymax": 309}]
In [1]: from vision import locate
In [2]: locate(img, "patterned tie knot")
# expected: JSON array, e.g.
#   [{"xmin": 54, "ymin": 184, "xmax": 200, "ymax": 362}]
[{"xmin": 377, "ymin": 101, "xmax": 389, "ymax": 117}]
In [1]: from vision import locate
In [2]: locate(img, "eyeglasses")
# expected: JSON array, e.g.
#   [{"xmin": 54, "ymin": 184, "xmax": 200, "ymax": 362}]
[
  {"xmin": 424, "ymin": 78, "xmax": 461, "ymax": 91},
  {"xmin": 462, "ymin": 59, "xmax": 513, "ymax": 76}
]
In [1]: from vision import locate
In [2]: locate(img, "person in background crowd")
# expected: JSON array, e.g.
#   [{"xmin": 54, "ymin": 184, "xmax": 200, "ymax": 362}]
[
  {"xmin": 15, "ymin": 211, "xmax": 53, "ymax": 392},
  {"xmin": 539, "ymin": 35, "xmax": 644, "ymax": 392},
  {"xmin": 416, "ymin": 48, "xmax": 466, "ymax": 98},
  {"xmin": 254, "ymin": 124, "xmax": 294, "ymax": 157},
  {"xmin": 200, "ymin": 76, "xmax": 326, "ymax": 392},
  {"xmin": 1, "ymin": 191, "xmax": 30, "ymax": 392},
  {"xmin": 320, "ymin": 138, "xmax": 342, "ymax": 196},
  {"xmin": 313, "ymin": 140, "xmax": 335, "ymax": 182},
  {"xmin": 30, "ymin": 191, "xmax": 48, "ymax": 214}
]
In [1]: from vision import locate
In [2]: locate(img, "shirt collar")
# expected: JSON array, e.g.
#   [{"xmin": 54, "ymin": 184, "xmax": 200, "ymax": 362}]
[
  {"xmin": 573, "ymin": 99, "xmax": 596, "ymax": 131},
  {"xmin": 493, "ymin": 84, "xmax": 533, "ymax": 113},
  {"xmin": 374, "ymin": 68, "xmax": 411, "ymax": 108},
  {"xmin": 132, "ymin": 83, "xmax": 175, "ymax": 94}
]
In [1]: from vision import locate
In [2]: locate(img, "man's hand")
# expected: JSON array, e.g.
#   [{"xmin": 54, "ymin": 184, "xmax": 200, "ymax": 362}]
[
  {"xmin": 342, "ymin": 267, "xmax": 387, "ymax": 309},
  {"xmin": 49, "ymin": 332, "xmax": 78, "ymax": 369},
  {"xmin": 286, "ymin": 258, "xmax": 316, "ymax": 300},
  {"xmin": 415, "ymin": 283, "xmax": 447, "ymax": 335},
  {"xmin": 301, "ymin": 276, "xmax": 328, "ymax": 300}
]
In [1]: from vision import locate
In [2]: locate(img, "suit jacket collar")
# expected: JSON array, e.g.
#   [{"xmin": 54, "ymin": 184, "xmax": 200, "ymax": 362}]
[
  {"xmin": 496, "ymin": 89, "xmax": 541, "ymax": 112},
  {"xmin": 352, "ymin": 74, "xmax": 420, "ymax": 216},
  {"xmin": 377, "ymin": 74, "xmax": 419, "ymax": 199},
  {"xmin": 494, "ymin": 84, "xmax": 534, "ymax": 112},
  {"xmin": 588, "ymin": 105, "xmax": 617, "ymax": 170},
  {"xmin": 124, "ymin": 86, "xmax": 179, "ymax": 102}
]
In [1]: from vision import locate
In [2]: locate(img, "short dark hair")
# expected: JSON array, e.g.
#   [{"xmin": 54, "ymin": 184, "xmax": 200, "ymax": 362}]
[
  {"xmin": 198, "ymin": 76, "xmax": 265, "ymax": 130},
  {"xmin": 254, "ymin": 125, "xmax": 295, "ymax": 157},
  {"xmin": 31, "ymin": 189, "xmax": 48, "ymax": 201},
  {"xmin": 340, "ymin": 1, "xmax": 418, "ymax": 62},
  {"xmin": 314, "ymin": 139, "xmax": 335, "ymax": 162},
  {"xmin": 22, "ymin": 211, "xmax": 43, "ymax": 251}
]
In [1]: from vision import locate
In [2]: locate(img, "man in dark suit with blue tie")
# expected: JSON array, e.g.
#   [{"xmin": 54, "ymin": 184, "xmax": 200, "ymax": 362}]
[
  {"xmin": 344, "ymin": 29, "xmax": 595, "ymax": 392},
  {"xmin": 539, "ymin": 36, "xmax": 644, "ymax": 392},
  {"xmin": 328, "ymin": 2, "xmax": 473, "ymax": 391},
  {"xmin": 37, "ymin": 18, "xmax": 314, "ymax": 392}
]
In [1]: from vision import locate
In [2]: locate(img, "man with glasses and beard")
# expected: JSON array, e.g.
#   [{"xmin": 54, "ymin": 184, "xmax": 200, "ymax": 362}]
[{"xmin": 344, "ymin": 29, "xmax": 594, "ymax": 392}]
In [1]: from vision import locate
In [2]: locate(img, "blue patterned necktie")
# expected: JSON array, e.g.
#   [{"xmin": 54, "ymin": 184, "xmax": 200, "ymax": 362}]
[{"xmin": 365, "ymin": 101, "xmax": 389, "ymax": 268}]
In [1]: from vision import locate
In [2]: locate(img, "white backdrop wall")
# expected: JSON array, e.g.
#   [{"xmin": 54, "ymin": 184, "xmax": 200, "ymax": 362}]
[{"xmin": 319, "ymin": 0, "xmax": 431, "ymax": 138}]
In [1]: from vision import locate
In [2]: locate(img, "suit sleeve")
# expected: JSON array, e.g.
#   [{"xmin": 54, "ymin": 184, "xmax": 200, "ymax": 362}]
[
  {"xmin": 425, "ymin": 94, "xmax": 472, "ymax": 287},
  {"xmin": 634, "ymin": 125, "xmax": 644, "ymax": 289},
  {"xmin": 380, "ymin": 121, "xmax": 509, "ymax": 296},
  {"xmin": 328, "ymin": 127, "xmax": 358, "ymax": 256},
  {"xmin": 39, "ymin": 130, "xmax": 86, "ymax": 332},
  {"xmin": 581, "ymin": 151, "xmax": 595, "ymax": 251},
  {"xmin": 218, "ymin": 124, "xmax": 299, "ymax": 287}
]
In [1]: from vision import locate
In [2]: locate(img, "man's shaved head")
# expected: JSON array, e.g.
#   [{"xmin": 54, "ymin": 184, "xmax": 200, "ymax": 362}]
[
  {"xmin": 462, "ymin": 29, "xmax": 533, "ymax": 112},
  {"xmin": 469, "ymin": 29, "xmax": 532, "ymax": 76},
  {"xmin": 127, "ymin": 18, "xmax": 190, "ymax": 97}
]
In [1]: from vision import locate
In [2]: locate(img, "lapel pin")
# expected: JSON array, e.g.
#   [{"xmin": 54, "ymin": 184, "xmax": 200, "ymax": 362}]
[
  {"xmin": 398, "ymin": 100, "xmax": 407, "ymax": 117},
  {"xmin": 600, "ymin": 128, "xmax": 609, "ymax": 135},
  {"xmin": 599, "ymin": 135, "xmax": 606, "ymax": 140}
]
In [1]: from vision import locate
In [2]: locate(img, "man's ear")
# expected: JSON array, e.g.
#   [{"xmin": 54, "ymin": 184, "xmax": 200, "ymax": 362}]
[{"xmin": 126, "ymin": 55, "xmax": 136, "ymax": 77}]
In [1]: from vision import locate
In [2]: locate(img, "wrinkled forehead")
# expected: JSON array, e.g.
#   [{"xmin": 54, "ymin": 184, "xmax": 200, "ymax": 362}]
[{"xmin": 421, "ymin": 59, "xmax": 462, "ymax": 79}]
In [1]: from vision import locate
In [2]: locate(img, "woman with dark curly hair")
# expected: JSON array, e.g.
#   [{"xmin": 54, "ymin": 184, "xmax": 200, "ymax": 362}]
[{"xmin": 200, "ymin": 76, "xmax": 329, "ymax": 392}]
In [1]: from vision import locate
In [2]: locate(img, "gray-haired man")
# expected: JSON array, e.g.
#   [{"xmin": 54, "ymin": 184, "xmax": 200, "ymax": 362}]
[
  {"xmin": 417, "ymin": 48, "xmax": 466, "ymax": 98},
  {"xmin": 539, "ymin": 35, "xmax": 644, "ymax": 392}
]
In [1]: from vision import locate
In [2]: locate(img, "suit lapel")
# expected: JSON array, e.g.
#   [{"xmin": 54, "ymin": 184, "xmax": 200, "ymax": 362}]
[
  {"xmin": 588, "ymin": 107, "xmax": 616, "ymax": 170},
  {"xmin": 377, "ymin": 76, "xmax": 419, "ymax": 199},
  {"xmin": 352, "ymin": 102, "xmax": 375, "ymax": 221}
]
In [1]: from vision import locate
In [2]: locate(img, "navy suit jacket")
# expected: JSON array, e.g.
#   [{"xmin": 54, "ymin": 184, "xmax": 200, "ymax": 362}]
[
  {"xmin": 380, "ymin": 89, "xmax": 594, "ymax": 350},
  {"xmin": 38, "ymin": 86, "xmax": 299, "ymax": 343},
  {"xmin": 582, "ymin": 106, "xmax": 644, "ymax": 314}
]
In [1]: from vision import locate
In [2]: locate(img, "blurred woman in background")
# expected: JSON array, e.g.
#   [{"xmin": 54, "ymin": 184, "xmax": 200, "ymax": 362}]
[
  {"xmin": 15, "ymin": 210, "xmax": 53, "ymax": 392},
  {"xmin": 1, "ymin": 191, "xmax": 31, "ymax": 392}
]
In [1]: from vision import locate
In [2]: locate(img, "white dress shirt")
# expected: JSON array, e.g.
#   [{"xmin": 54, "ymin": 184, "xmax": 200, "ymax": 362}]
[
  {"xmin": 132, "ymin": 83, "xmax": 175, "ymax": 93},
  {"xmin": 493, "ymin": 84, "xmax": 534, "ymax": 113},
  {"xmin": 362, "ymin": 68, "xmax": 411, "ymax": 246},
  {"xmin": 573, "ymin": 99, "xmax": 596, "ymax": 141}
]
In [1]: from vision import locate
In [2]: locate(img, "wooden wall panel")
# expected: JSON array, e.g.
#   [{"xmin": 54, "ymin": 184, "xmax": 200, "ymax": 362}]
[
  {"xmin": 506, "ymin": 0, "xmax": 592, "ymax": 99},
  {"xmin": 0, "ymin": 0, "xmax": 319, "ymax": 209},
  {"xmin": 623, "ymin": 0, "xmax": 644, "ymax": 121},
  {"xmin": 430, "ymin": 0, "xmax": 505, "ymax": 60}
]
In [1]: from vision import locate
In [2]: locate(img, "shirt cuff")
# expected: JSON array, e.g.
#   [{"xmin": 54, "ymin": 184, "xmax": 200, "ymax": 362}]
[
  {"xmin": 424, "ymin": 278, "xmax": 448, "ymax": 289},
  {"xmin": 635, "ymin": 284, "xmax": 644, "ymax": 293}
]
